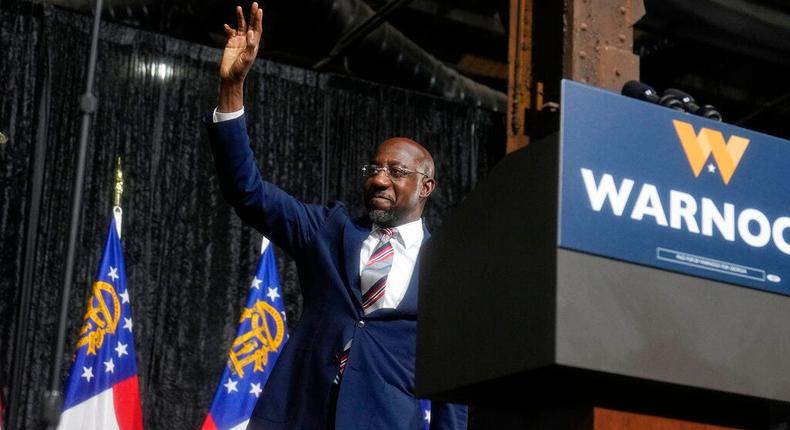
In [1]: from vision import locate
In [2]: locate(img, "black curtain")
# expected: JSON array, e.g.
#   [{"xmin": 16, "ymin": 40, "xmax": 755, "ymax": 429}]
[{"xmin": 0, "ymin": 7, "xmax": 504, "ymax": 429}]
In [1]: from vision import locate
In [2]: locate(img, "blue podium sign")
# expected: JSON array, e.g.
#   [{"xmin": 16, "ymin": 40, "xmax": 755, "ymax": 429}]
[{"xmin": 559, "ymin": 80, "xmax": 790, "ymax": 296}]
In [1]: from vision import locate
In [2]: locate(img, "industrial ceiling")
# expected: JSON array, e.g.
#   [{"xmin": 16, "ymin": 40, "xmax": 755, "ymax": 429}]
[{"xmin": 11, "ymin": 0, "xmax": 790, "ymax": 139}]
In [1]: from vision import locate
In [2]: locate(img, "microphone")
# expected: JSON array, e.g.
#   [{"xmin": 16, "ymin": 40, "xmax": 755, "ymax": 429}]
[
  {"xmin": 621, "ymin": 81, "xmax": 723, "ymax": 121},
  {"xmin": 664, "ymin": 88, "xmax": 723, "ymax": 122},
  {"xmin": 621, "ymin": 80, "xmax": 659, "ymax": 104},
  {"xmin": 663, "ymin": 88, "xmax": 700, "ymax": 113},
  {"xmin": 657, "ymin": 90, "xmax": 686, "ymax": 112},
  {"xmin": 697, "ymin": 104, "xmax": 723, "ymax": 122}
]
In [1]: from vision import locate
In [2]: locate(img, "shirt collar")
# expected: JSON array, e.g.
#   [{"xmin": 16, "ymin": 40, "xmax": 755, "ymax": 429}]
[{"xmin": 373, "ymin": 218, "xmax": 424, "ymax": 248}]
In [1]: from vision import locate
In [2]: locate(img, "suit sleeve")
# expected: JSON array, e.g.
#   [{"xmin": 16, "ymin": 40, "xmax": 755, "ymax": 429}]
[
  {"xmin": 431, "ymin": 402, "xmax": 468, "ymax": 430},
  {"xmin": 205, "ymin": 114, "xmax": 329, "ymax": 257}
]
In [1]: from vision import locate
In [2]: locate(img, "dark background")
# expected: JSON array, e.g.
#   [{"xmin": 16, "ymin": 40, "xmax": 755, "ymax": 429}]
[{"xmin": 0, "ymin": 7, "xmax": 503, "ymax": 429}]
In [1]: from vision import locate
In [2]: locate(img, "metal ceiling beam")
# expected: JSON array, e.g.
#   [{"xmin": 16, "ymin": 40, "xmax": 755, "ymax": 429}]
[
  {"xmin": 304, "ymin": 0, "xmax": 506, "ymax": 111},
  {"xmin": 367, "ymin": 0, "xmax": 505, "ymax": 35},
  {"xmin": 457, "ymin": 54, "xmax": 508, "ymax": 80},
  {"xmin": 313, "ymin": 0, "xmax": 416, "ymax": 70}
]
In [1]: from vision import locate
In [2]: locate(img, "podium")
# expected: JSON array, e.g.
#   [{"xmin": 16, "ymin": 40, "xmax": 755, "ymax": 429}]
[{"xmin": 416, "ymin": 81, "xmax": 790, "ymax": 428}]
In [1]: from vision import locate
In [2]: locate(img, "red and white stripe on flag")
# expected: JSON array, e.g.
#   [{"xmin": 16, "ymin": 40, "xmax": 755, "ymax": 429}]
[{"xmin": 58, "ymin": 377, "xmax": 142, "ymax": 430}]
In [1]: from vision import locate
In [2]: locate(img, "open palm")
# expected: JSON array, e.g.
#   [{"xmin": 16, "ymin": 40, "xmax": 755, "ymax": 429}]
[{"xmin": 220, "ymin": 3, "xmax": 263, "ymax": 83}]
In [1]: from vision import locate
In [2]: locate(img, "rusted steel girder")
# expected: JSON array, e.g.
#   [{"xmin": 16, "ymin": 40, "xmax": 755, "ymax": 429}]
[
  {"xmin": 563, "ymin": 0, "xmax": 644, "ymax": 92},
  {"xmin": 506, "ymin": 0, "xmax": 534, "ymax": 153},
  {"xmin": 507, "ymin": 0, "xmax": 643, "ymax": 153}
]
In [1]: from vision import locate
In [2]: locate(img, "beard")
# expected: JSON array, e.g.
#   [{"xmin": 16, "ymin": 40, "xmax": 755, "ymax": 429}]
[{"xmin": 368, "ymin": 208, "xmax": 397, "ymax": 226}]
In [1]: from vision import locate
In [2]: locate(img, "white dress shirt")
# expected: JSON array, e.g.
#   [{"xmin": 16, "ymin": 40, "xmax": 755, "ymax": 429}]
[
  {"xmin": 213, "ymin": 107, "xmax": 244, "ymax": 123},
  {"xmin": 359, "ymin": 219, "xmax": 424, "ymax": 310}
]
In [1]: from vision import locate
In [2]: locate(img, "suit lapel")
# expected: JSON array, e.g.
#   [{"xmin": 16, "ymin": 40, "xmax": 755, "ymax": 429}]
[{"xmin": 343, "ymin": 217, "xmax": 371, "ymax": 307}]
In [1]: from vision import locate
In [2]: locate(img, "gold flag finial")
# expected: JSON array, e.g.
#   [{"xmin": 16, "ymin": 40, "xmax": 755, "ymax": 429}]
[{"xmin": 113, "ymin": 157, "xmax": 124, "ymax": 208}]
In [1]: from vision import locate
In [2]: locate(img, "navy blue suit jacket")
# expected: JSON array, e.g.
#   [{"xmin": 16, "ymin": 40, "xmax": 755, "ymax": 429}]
[{"xmin": 206, "ymin": 115, "xmax": 467, "ymax": 429}]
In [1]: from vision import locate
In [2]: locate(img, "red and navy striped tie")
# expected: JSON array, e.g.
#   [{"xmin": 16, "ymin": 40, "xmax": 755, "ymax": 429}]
[
  {"xmin": 360, "ymin": 227, "xmax": 397, "ymax": 314},
  {"xmin": 333, "ymin": 339, "xmax": 353, "ymax": 385},
  {"xmin": 334, "ymin": 227, "xmax": 399, "ymax": 386}
]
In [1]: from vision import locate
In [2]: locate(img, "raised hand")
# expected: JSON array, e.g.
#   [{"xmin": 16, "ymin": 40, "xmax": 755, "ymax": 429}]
[
  {"xmin": 220, "ymin": 3, "xmax": 263, "ymax": 83},
  {"xmin": 218, "ymin": 3, "xmax": 262, "ymax": 112}
]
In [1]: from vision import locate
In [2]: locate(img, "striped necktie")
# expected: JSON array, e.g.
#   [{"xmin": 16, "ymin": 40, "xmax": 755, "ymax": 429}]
[
  {"xmin": 360, "ymin": 227, "xmax": 397, "ymax": 314},
  {"xmin": 334, "ymin": 228, "xmax": 398, "ymax": 385}
]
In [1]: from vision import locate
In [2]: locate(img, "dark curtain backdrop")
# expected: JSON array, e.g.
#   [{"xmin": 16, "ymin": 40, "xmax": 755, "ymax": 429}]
[{"xmin": 0, "ymin": 7, "xmax": 504, "ymax": 429}]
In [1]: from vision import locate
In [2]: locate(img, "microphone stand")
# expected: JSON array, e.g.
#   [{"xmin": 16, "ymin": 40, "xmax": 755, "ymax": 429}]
[{"xmin": 44, "ymin": 0, "xmax": 104, "ymax": 428}]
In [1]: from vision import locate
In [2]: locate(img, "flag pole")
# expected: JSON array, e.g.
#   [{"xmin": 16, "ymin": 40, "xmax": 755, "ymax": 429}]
[
  {"xmin": 113, "ymin": 157, "xmax": 124, "ymax": 238},
  {"xmin": 113, "ymin": 157, "xmax": 123, "ymax": 208},
  {"xmin": 44, "ymin": 0, "xmax": 105, "ymax": 427}
]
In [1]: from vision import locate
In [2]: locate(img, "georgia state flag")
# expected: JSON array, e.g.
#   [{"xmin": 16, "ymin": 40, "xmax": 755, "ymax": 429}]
[
  {"xmin": 58, "ymin": 211, "xmax": 143, "ymax": 430},
  {"xmin": 202, "ymin": 238, "xmax": 288, "ymax": 430},
  {"xmin": 420, "ymin": 399, "xmax": 431, "ymax": 430}
]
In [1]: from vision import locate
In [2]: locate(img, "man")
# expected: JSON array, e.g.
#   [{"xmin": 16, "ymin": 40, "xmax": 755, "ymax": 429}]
[{"xmin": 205, "ymin": 3, "xmax": 467, "ymax": 429}]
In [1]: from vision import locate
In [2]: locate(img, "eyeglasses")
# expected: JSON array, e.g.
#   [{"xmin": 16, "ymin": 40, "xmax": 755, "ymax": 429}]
[{"xmin": 361, "ymin": 164, "xmax": 429, "ymax": 180}]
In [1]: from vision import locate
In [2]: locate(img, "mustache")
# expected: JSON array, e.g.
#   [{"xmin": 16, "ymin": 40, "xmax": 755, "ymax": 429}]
[{"xmin": 367, "ymin": 191, "xmax": 393, "ymax": 201}]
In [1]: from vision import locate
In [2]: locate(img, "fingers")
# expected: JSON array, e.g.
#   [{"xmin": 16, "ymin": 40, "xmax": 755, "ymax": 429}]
[
  {"xmin": 246, "ymin": 3, "xmax": 263, "ymax": 54},
  {"xmin": 223, "ymin": 23, "xmax": 235, "ymax": 38},
  {"xmin": 254, "ymin": 6, "xmax": 263, "ymax": 34},
  {"xmin": 249, "ymin": 3, "xmax": 259, "ymax": 33},
  {"xmin": 226, "ymin": 4, "xmax": 260, "ymax": 46},
  {"xmin": 236, "ymin": 5, "xmax": 246, "ymax": 33},
  {"xmin": 246, "ymin": 29, "xmax": 259, "ymax": 55}
]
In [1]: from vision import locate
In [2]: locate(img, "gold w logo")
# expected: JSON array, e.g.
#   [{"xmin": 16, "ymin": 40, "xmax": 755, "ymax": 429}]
[{"xmin": 672, "ymin": 120, "xmax": 750, "ymax": 185}]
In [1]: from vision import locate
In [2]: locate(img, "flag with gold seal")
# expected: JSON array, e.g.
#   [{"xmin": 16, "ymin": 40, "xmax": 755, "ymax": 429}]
[
  {"xmin": 58, "ymin": 208, "xmax": 143, "ymax": 430},
  {"xmin": 202, "ymin": 238, "xmax": 288, "ymax": 430}
]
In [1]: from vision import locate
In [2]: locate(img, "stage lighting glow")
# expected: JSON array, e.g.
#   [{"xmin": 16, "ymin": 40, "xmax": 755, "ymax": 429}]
[
  {"xmin": 136, "ymin": 61, "xmax": 174, "ymax": 80},
  {"xmin": 153, "ymin": 63, "xmax": 173, "ymax": 80}
]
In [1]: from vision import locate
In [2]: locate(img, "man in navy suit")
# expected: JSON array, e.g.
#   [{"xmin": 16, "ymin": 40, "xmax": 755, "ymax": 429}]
[{"xmin": 206, "ymin": 3, "xmax": 468, "ymax": 429}]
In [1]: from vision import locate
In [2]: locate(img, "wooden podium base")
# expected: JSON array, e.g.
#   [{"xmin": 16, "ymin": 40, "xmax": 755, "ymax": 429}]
[
  {"xmin": 593, "ymin": 408, "xmax": 740, "ymax": 430},
  {"xmin": 470, "ymin": 406, "xmax": 743, "ymax": 430}
]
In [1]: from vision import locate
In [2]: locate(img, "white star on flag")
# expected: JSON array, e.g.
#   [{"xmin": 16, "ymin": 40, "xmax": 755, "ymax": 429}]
[
  {"xmin": 115, "ymin": 341, "xmax": 129, "ymax": 357},
  {"xmin": 224, "ymin": 378, "xmax": 238, "ymax": 393},
  {"xmin": 707, "ymin": 163, "xmax": 717, "ymax": 173},
  {"xmin": 249, "ymin": 382, "xmax": 263, "ymax": 398},
  {"xmin": 251, "ymin": 277, "xmax": 263, "ymax": 290},
  {"xmin": 123, "ymin": 317, "xmax": 133, "ymax": 332},
  {"xmin": 424, "ymin": 409, "xmax": 431, "ymax": 423},
  {"xmin": 104, "ymin": 358, "xmax": 115, "ymax": 373},
  {"xmin": 266, "ymin": 287, "xmax": 280, "ymax": 302},
  {"xmin": 120, "ymin": 289, "xmax": 130, "ymax": 304},
  {"xmin": 81, "ymin": 366, "xmax": 94, "ymax": 382},
  {"xmin": 108, "ymin": 266, "xmax": 120, "ymax": 282}
]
